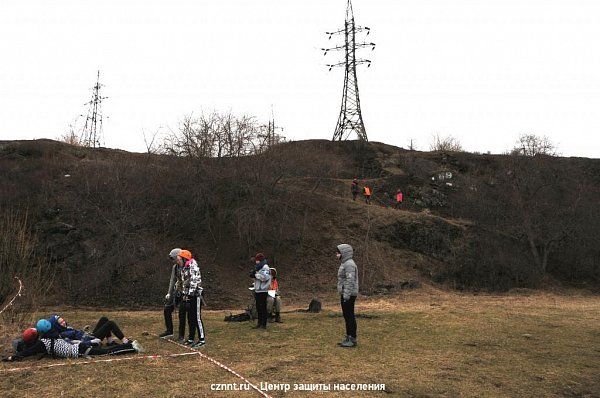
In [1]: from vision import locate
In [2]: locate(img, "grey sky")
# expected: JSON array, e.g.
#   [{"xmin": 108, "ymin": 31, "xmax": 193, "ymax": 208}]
[{"xmin": 1, "ymin": 0, "xmax": 599, "ymax": 157}]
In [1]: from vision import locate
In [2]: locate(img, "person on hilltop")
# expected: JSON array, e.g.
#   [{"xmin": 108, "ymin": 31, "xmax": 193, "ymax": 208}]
[
  {"xmin": 177, "ymin": 249, "xmax": 206, "ymax": 348},
  {"xmin": 159, "ymin": 248, "xmax": 182, "ymax": 339},
  {"xmin": 336, "ymin": 244, "xmax": 359, "ymax": 348},
  {"xmin": 351, "ymin": 178, "xmax": 360, "ymax": 201},
  {"xmin": 363, "ymin": 186, "xmax": 372, "ymax": 204},
  {"xmin": 394, "ymin": 189, "xmax": 403, "ymax": 209},
  {"xmin": 250, "ymin": 252, "xmax": 271, "ymax": 330}
]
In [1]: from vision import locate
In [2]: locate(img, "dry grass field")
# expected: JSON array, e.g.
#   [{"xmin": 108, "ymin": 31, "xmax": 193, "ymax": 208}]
[{"xmin": 1, "ymin": 290, "xmax": 599, "ymax": 398}]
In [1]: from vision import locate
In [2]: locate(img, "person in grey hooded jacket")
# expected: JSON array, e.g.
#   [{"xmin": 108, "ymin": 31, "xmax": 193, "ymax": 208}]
[
  {"xmin": 251, "ymin": 252, "xmax": 272, "ymax": 329},
  {"xmin": 336, "ymin": 243, "xmax": 359, "ymax": 347},
  {"xmin": 159, "ymin": 248, "xmax": 181, "ymax": 339}
]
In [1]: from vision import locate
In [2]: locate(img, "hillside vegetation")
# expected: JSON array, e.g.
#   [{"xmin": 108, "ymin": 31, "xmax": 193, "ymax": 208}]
[{"xmin": 0, "ymin": 139, "xmax": 598, "ymax": 307}]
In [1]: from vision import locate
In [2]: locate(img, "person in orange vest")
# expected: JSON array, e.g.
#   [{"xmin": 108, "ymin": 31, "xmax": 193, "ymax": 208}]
[
  {"xmin": 351, "ymin": 179, "xmax": 360, "ymax": 201},
  {"xmin": 267, "ymin": 267, "xmax": 282, "ymax": 323},
  {"xmin": 395, "ymin": 189, "xmax": 403, "ymax": 209},
  {"xmin": 363, "ymin": 186, "xmax": 372, "ymax": 204}
]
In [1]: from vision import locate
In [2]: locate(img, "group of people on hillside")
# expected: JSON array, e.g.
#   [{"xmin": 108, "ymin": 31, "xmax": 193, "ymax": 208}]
[
  {"xmin": 351, "ymin": 178, "xmax": 371, "ymax": 204},
  {"xmin": 351, "ymin": 178, "xmax": 403, "ymax": 208},
  {"xmin": 3, "ymin": 315, "xmax": 144, "ymax": 362}
]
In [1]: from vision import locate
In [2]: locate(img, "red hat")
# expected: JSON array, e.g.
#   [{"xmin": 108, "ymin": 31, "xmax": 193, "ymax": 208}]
[
  {"xmin": 23, "ymin": 328, "xmax": 38, "ymax": 344},
  {"xmin": 255, "ymin": 252, "xmax": 265, "ymax": 262}
]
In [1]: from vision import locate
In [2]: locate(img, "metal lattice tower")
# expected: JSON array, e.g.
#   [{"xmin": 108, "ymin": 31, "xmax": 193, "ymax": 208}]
[
  {"xmin": 323, "ymin": 0, "xmax": 375, "ymax": 141},
  {"xmin": 81, "ymin": 70, "xmax": 107, "ymax": 148}
]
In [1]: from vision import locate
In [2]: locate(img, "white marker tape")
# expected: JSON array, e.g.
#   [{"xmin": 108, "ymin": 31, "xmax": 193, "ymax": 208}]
[
  {"xmin": 0, "ymin": 277, "xmax": 23, "ymax": 316},
  {"xmin": 0, "ymin": 351, "xmax": 201, "ymax": 373},
  {"xmin": 154, "ymin": 334, "xmax": 273, "ymax": 398}
]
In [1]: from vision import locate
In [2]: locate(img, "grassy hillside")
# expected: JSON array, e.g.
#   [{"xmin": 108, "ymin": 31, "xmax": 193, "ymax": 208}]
[{"xmin": 0, "ymin": 139, "xmax": 598, "ymax": 307}]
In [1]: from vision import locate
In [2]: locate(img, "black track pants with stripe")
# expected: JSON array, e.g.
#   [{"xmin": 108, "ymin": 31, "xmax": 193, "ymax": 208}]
[{"xmin": 186, "ymin": 294, "xmax": 205, "ymax": 341}]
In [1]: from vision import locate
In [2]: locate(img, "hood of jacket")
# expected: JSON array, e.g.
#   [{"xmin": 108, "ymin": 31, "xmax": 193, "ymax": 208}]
[
  {"xmin": 49, "ymin": 314, "xmax": 67, "ymax": 333},
  {"xmin": 255, "ymin": 259, "xmax": 268, "ymax": 271},
  {"xmin": 337, "ymin": 244, "xmax": 353, "ymax": 263}
]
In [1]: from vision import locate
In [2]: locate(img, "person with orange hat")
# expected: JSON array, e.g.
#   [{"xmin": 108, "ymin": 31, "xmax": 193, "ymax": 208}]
[{"xmin": 177, "ymin": 249, "xmax": 205, "ymax": 348}]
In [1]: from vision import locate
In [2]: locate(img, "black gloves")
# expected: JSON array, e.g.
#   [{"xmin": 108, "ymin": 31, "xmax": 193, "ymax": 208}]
[{"xmin": 249, "ymin": 270, "xmax": 255, "ymax": 278}]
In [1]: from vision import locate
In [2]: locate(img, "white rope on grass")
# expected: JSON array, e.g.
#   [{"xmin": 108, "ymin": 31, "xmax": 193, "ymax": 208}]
[
  {"xmin": 0, "ymin": 351, "xmax": 201, "ymax": 373},
  {"xmin": 0, "ymin": 277, "xmax": 23, "ymax": 316},
  {"xmin": 154, "ymin": 333, "xmax": 273, "ymax": 398}
]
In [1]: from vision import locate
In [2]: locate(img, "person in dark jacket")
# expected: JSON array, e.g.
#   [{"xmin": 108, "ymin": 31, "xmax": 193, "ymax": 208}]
[
  {"xmin": 336, "ymin": 244, "xmax": 359, "ymax": 347},
  {"xmin": 159, "ymin": 248, "xmax": 181, "ymax": 339},
  {"xmin": 351, "ymin": 179, "xmax": 360, "ymax": 201}
]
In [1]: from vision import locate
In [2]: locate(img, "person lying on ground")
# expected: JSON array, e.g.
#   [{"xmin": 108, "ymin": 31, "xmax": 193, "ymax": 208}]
[
  {"xmin": 2, "ymin": 326, "xmax": 144, "ymax": 362},
  {"xmin": 87, "ymin": 316, "xmax": 130, "ymax": 345},
  {"xmin": 43, "ymin": 314, "xmax": 131, "ymax": 345}
]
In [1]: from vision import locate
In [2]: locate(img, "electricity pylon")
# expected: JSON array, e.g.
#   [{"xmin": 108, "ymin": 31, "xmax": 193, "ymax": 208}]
[
  {"xmin": 323, "ymin": 0, "xmax": 375, "ymax": 141},
  {"xmin": 81, "ymin": 70, "xmax": 107, "ymax": 148}
]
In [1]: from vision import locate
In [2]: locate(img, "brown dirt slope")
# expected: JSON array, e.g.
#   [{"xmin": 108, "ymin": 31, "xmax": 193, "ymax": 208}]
[{"xmin": 0, "ymin": 139, "xmax": 598, "ymax": 308}]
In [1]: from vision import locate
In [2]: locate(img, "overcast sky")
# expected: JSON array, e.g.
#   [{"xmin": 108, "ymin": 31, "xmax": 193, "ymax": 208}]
[{"xmin": 1, "ymin": 0, "xmax": 600, "ymax": 157}]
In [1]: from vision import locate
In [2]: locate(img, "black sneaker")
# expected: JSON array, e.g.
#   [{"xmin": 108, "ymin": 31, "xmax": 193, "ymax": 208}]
[
  {"xmin": 158, "ymin": 331, "xmax": 173, "ymax": 339},
  {"xmin": 177, "ymin": 336, "xmax": 185, "ymax": 344},
  {"xmin": 184, "ymin": 339, "xmax": 194, "ymax": 346},
  {"xmin": 192, "ymin": 340, "xmax": 206, "ymax": 348}
]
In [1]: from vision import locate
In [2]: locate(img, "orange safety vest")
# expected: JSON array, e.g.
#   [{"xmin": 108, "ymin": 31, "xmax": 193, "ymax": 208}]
[
  {"xmin": 270, "ymin": 279, "xmax": 279, "ymax": 291},
  {"xmin": 364, "ymin": 187, "xmax": 371, "ymax": 196}
]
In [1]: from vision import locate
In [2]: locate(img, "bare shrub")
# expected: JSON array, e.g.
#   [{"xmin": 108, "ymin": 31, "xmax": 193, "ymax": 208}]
[
  {"xmin": 57, "ymin": 127, "xmax": 83, "ymax": 147},
  {"xmin": 0, "ymin": 210, "xmax": 53, "ymax": 329},
  {"xmin": 429, "ymin": 134, "xmax": 463, "ymax": 152}
]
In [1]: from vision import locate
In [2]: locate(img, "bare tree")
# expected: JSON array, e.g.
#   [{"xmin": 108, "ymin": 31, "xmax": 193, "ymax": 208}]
[
  {"xmin": 162, "ymin": 110, "xmax": 285, "ymax": 159},
  {"xmin": 429, "ymin": 134, "xmax": 463, "ymax": 152},
  {"xmin": 511, "ymin": 134, "xmax": 558, "ymax": 156},
  {"xmin": 142, "ymin": 127, "xmax": 163, "ymax": 154}
]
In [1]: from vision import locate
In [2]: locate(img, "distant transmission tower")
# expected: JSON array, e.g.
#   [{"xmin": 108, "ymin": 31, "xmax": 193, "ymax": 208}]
[
  {"xmin": 81, "ymin": 70, "xmax": 107, "ymax": 148},
  {"xmin": 323, "ymin": 0, "xmax": 375, "ymax": 141}
]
